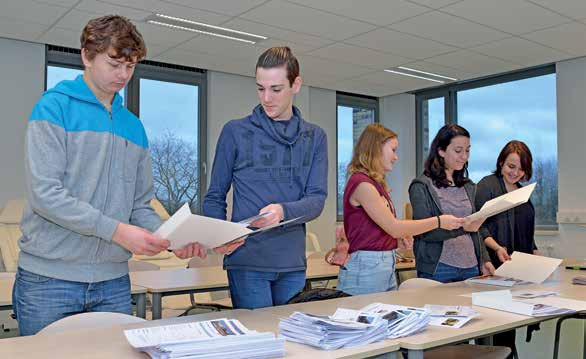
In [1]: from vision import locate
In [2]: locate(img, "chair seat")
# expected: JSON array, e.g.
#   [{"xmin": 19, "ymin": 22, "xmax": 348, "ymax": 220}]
[{"xmin": 425, "ymin": 344, "xmax": 511, "ymax": 359}]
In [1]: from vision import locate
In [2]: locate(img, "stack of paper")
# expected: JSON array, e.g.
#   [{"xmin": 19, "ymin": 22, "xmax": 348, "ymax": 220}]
[
  {"xmin": 511, "ymin": 289, "xmax": 558, "ymax": 299},
  {"xmin": 279, "ymin": 310, "xmax": 388, "ymax": 350},
  {"xmin": 572, "ymin": 276, "xmax": 586, "ymax": 285},
  {"xmin": 466, "ymin": 275, "xmax": 530, "ymax": 287},
  {"xmin": 124, "ymin": 319, "xmax": 285, "ymax": 359},
  {"xmin": 359, "ymin": 303, "xmax": 430, "ymax": 338},
  {"xmin": 467, "ymin": 183, "xmax": 536, "ymax": 221},
  {"xmin": 423, "ymin": 305, "xmax": 479, "ymax": 329},
  {"xmin": 155, "ymin": 203, "xmax": 301, "ymax": 250},
  {"xmin": 467, "ymin": 252, "xmax": 562, "ymax": 287},
  {"xmin": 471, "ymin": 290, "xmax": 575, "ymax": 317}
]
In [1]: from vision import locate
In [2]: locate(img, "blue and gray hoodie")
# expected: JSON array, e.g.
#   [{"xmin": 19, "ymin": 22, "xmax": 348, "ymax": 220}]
[
  {"xmin": 19, "ymin": 75, "xmax": 162, "ymax": 283},
  {"xmin": 203, "ymin": 104, "xmax": 328, "ymax": 272}
]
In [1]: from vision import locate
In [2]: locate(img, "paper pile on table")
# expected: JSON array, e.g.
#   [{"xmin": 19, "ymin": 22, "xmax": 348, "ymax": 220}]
[
  {"xmin": 511, "ymin": 289, "xmax": 558, "ymax": 299},
  {"xmin": 423, "ymin": 305, "xmax": 479, "ymax": 328},
  {"xmin": 359, "ymin": 303, "xmax": 430, "ymax": 339},
  {"xmin": 472, "ymin": 290, "xmax": 575, "ymax": 317},
  {"xmin": 124, "ymin": 318, "xmax": 285, "ymax": 359},
  {"xmin": 278, "ymin": 310, "xmax": 388, "ymax": 350},
  {"xmin": 466, "ymin": 275, "xmax": 531, "ymax": 287}
]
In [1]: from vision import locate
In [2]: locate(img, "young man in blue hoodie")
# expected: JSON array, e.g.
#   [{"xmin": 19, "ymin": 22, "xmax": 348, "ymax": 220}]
[
  {"xmin": 201, "ymin": 47, "xmax": 328, "ymax": 309},
  {"xmin": 13, "ymin": 15, "xmax": 205, "ymax": 335}
]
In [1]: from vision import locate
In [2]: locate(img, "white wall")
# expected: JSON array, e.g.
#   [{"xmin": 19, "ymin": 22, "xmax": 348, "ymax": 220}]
[
  {"xmin": 554, "ymin": 56, "xmax": 586, "ymax": 258},
  {"xmin": 380, "ymin": 94, "xmax": 416, "ymax": 219},
  {"xmin": 0, "ymin": 37, "xmax": 45, "ymax": 208}
]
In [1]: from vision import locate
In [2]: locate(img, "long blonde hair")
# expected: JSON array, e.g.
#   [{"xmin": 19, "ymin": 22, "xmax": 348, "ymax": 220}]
[{"xmin": 347, "ymin": 123, "xmax": 397, "ymax": 192}]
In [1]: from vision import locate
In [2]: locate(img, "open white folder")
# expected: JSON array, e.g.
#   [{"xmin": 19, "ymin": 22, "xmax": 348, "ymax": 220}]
[
  {"xmin": 471, "ymin": 290, "xmax": 574, "ymax": 317},
  {"xmin": 494, "ymin": 251, "xmax": 562, "ymax": 283},
  {"xmin": 467, "ymin": 182, "xmax": 536, "ymax": 221},
  {"xmin": 155, "ymin": 203, "xmax": 301, "ymax": 250}
]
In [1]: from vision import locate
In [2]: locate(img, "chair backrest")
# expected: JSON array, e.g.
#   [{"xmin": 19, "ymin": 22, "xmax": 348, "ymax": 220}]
[
  {"xmin": 38, "ymin": 312, "xmax": 146, "ymax": 335},
  {"xmin": 128, "ymin": 259, "xmax": 160, "ymax": 272},
  {"xmin": 398, "ymin": 277, "xmax": 442, "ymax": 291},
  {"xmin": 306, "ymin": 231, "xmax": 321, "ymax": 252},
  {"xmin": 0, "ymin": 199, "xmax": 26, "ymax": 273},
  {"xmin": 150, "ymin": 198, "xmax": 171, "ymax": 220},
  {"xmin": 404, "ymin": 202, "xmax": 413, "ymax": 220}
]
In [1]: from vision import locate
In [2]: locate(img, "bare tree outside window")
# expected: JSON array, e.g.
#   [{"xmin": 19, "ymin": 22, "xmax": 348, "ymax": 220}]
[{"xmin": 150, "ymin": 132, "xmax": 199, "ymax": 214}]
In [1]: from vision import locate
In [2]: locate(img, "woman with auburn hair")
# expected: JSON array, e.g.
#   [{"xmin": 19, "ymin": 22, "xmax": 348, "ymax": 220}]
[
  {"xmin": 409, "ymin": 124, "xmax": 494, "ymax": 283},
  {"xmin": 337, "ymin": 123, "xmax": 465, "ymax": 295},
  {"xmin": 475, "ymin": 141, "xmax": 537, "ymax": 359}
]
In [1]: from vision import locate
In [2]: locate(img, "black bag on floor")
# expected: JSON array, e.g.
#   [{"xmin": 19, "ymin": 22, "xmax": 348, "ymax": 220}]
[{"xmin": 287, "ymin": 288, "xmax": 351, "ymax": 304}]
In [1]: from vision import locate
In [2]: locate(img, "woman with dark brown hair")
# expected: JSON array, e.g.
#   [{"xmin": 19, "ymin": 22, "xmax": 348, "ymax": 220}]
[
  {"xmin": 409, "ymin": 124, "xmax": 494, "ymax": 283},
  {"xmin": 336, "ymin": 123, "xmax": 464, "ymax": 295},
  {"xmin": 475, "ymin": 140, "xmax": 537, "ymax": 358}
]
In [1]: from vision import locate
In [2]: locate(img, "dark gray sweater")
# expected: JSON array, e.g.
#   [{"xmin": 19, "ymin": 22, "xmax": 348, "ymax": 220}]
[{"xmin": 408, "ymin": 175, "xmax": 490, "ymax": 275}]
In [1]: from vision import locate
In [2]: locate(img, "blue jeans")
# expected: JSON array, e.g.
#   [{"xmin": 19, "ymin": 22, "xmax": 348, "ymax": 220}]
[
  {"xmin": 418, "ymin": 262, "xmax": 479, "ymax": 283},
  {"xmin": 227, "ymin": 269, "xmax": 306, "ymax": 309},
  {"xmin": 337, "ymin": 250, "xmax": 397, "ymax": 295},
  {"xmin": 12, "ymin": 267, "xmax": 132, "ymax": 336}
]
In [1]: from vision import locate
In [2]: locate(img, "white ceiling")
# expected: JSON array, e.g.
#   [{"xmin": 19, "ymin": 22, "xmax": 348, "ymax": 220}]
[{"xmin": 2, "ymin": 0, "xmax": 586, "ymax": 96}]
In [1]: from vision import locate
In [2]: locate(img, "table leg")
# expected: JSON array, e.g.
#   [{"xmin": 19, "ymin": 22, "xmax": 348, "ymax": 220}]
[
  {"xmin": 406, "ymin": 349, "xmax": 424, "ymax": 359},
  {"xmin": 152, "ymin": 293, "xmax": 162, "ymax": 320},
  {"xmin": 477, "ymin": 335, "xmax": 493, "ymax": 345},
  {"xmin": 134, "ymin": 293, "xmax": 146, "ymax": 319}
]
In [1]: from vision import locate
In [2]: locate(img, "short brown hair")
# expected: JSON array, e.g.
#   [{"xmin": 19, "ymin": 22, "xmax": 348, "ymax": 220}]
[
  {"xmin": 494, "ymin": 140, "xmax": 533, "ymax": 182},
  {"xmin": 347, "ymin": 123, "xmax": 398, "ymax": 192},
  {"xmin": 256, "ymin": 46, "xmax": 299, "ymax": 86},
  {"xmin": 81, "ymin": 15, "xmax": 146, "ymax": 62}
]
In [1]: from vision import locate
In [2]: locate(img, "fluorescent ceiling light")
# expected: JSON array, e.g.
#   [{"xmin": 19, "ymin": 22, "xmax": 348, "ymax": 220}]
[
  {"xmin": 146, "ymin": 14, "xmax": 267, "ymax": 44},
  {"xmin": 384, "ymin": 69, "xmax": 445, "ymax": 83},
  {"xmin": 397, "ymin": 66, "xmax": 457, "ymax": 81}
]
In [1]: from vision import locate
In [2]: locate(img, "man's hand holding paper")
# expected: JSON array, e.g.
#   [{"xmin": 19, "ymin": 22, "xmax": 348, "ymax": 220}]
[{"xmin": 250, "ymin": 204, "xmax": 284, "ymax": 228}]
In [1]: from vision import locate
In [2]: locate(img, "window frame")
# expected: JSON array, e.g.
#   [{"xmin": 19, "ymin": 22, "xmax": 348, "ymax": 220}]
[
  {"xmin": 46, "ymin": 46, "xmax": 208, "ymax": 213},
  {"xmin": 336, "ymin": 92, "xmax": 380, "ymax": 222},
  {"xmin": 414, "ymin": 64, "xmax": 557, "ymax": 230}
]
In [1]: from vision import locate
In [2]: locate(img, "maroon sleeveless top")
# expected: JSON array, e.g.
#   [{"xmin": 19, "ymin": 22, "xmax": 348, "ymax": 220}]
[{"xmin": 343, "ymin": 172, "xmax": 398, "ymax": 253}]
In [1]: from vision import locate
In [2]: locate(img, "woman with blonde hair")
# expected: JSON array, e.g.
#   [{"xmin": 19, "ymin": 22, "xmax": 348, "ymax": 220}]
[{"xmin": 337, "ymin": 123, "xmax": 465, "ymax": 295}]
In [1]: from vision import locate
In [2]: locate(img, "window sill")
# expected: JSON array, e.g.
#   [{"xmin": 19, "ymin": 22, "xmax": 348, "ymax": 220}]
[{"xmin": 535, "ymin": 230, "xmax": 559, "ymax": 236}]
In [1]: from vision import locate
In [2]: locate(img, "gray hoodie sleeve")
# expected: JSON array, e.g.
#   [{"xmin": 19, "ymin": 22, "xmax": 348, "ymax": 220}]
[
  {"xmin": 129, "ymin": 149, "xmax": 162, "ymax": 232},
  {"xmin": 25, "ymin": 114, "xmax": 120, "ymax": 242},
  {"xmin": 408, "ymin": 181, "xmax": 467, "ymax": 242}
]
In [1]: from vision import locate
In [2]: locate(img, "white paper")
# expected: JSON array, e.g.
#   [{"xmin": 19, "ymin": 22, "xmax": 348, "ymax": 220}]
[
  {"xmin": 472, "ymin": 290, "xmax": 535, "ymax": 316},
  {"xmin": 154, "ymin": 203, "xmax": 301, "ymax": 250},
  {"xmin": 495, "ymin": 251, "xmax": 562, "ymax": 283},
  {"xmin": 428, "ymin": 316, "xmax": 476, "ymax": 329},
  {"xmin": 467, "ymin": 182, "xmax": 536, "ymax": 221},
  {"xmin": 466, "ymin": 275, "xmax": 530, "ymax": 287},
  {"xmin": 471, "ymin": 290, "xmax": 575, "ymax": 317},
  {"xmin": 511, "ymin": 289, "xmax": 558, "ymax": 299},
  {"xmin": 124, "ymin": 319, "xmax": 252, "ymax": 349},
  {"xmin": 423, "ymin": 305, "xmax": 478, "ymax": 329}
]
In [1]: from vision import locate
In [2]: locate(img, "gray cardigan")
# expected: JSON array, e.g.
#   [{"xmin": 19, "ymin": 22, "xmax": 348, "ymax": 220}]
[{"xmin": 408, "ymin": 174, "xmax": 490, "ymax": 275}]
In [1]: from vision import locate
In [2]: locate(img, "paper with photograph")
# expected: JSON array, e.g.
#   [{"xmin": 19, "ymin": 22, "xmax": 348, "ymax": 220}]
[
  {"xmin": 471, "ymin": 290, "xmax": 575, "ymax": 317},
  {"xmin": 494, "ymin": 251, "xmax": 562, "ymax": 283},
  {"xmin": 467, "ymin": 182, "xmax": 536, "ymax": 221},
  {"xmin": 466, "ymin": 275, "xmax": 530, "ymax": 287},
  {"xmin": 155, "ymin": 203, "xmax": 301, "ymax": 250}
]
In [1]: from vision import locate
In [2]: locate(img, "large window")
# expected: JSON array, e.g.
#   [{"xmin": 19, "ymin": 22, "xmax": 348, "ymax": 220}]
[
  {"xmin": 337, "ymin": 93, "xmax": 378, "ymax": 220},
  {"xmin": 46, "ymin": 47, "xmax": 206, "ymax": 215},
  {"xmin": 416, "ymin": 66, "xmax": 557, "ymax": 228},
  {"xmin": 138, "ymin": 78, "xmax": 201, "ymax": 215}
]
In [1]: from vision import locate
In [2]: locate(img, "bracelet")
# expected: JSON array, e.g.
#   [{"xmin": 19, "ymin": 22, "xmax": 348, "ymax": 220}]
[{"xmin": 436, "ymin": 215, "xmax": 441, "ymax": 229}]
